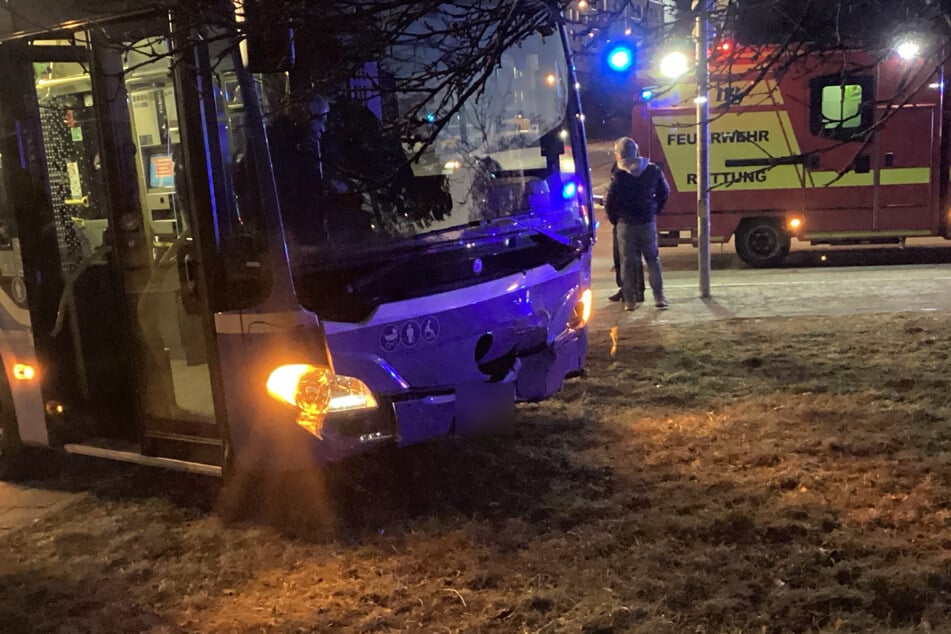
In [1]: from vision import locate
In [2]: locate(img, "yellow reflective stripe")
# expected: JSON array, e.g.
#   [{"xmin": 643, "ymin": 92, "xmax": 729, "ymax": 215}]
[
  {"xmin": 776, "ymin": 111, "xmax": 801, "ymax": 154},
  {"xmin": 661, "ymin": 76, "xmax": 784, "ymax": 107},
  {"xmin": 809, "ymin": 167, "xmax": 930, "ymax": 188},
  {"xmin": 764, "ymin": 79, "xmax": 784, "ymax": 105},
  {"xmin": 654, "ymin": 112, "xmax": 804, "ymax": 191},
  {"xmin": 880, "ymin": 168, "xmax": 931, "ymax": 185}
]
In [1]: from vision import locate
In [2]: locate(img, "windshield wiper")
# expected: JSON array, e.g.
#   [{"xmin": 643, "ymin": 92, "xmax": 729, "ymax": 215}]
[
  {"xmin": 506, "ymin": 216, "xmax": 589, "ymax": 252},
  {"xmin": 343, "ymin": 218, "xmax": 587, "ymax": 295}
]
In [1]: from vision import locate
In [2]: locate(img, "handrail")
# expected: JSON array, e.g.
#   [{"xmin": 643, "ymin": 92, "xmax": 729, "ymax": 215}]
[
  {"xmin": 51, "ymin": 242, "xmax": 112, "ymax": 338},
  {"xmin": 49, "ymin": 242, "xmax": 112, "ymax": 401}
]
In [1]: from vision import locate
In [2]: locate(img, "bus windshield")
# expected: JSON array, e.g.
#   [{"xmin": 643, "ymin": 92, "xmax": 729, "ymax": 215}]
[{"xmin": 260, "ymin": 31, "xmax": 585, "ymax": 265}]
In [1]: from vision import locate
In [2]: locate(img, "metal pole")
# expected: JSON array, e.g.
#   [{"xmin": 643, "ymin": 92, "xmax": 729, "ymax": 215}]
[{"xmin": 696, "ymin": 0, "xmax": 711, "ymax": 298}]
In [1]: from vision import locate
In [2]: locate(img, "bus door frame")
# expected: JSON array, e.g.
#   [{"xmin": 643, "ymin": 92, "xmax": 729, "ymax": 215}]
[
  {"xmin": 0, "ymin": 40, "xmax": 84, "ymax": 447},
  {"xmin": 90, "ymin": 17, "xmax": 234, "ymax": 463}
]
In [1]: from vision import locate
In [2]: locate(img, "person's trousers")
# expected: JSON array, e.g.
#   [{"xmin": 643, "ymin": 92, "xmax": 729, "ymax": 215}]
[
  {"xmin": 612, "ymin": 223, "xmax": 644, "ymax": 298},
  {"xmin": 617, "ymin": 219, "xmax": 664, "ymax": 305}
]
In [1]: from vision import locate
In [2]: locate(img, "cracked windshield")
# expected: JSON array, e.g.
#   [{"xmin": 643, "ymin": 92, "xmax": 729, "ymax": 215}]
[{"xmin": 246, "ymin": 32, "xmax": 585, "ymax": 264}]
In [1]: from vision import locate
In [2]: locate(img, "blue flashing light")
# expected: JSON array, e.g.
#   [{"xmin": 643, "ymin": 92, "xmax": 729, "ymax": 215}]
[
  {"xmin": 562, "ymin": 180, "xmax": 578, "ymax": 200},
  {"xmin": 640, "ymin": 88, "xmax": 653, "ymax": 101},
  {"xmin": 607, "ymin": 45, "xmax": 633, "ymax": 73},
  {"xmin": 425, "ymin": 113, "xmax": 436, "ymax": 123}
]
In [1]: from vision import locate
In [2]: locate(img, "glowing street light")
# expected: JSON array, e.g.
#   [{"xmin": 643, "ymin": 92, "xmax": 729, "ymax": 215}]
[
  {"xmin": 895, "ymin": 39, "xmax": 921, "ymax": 60},
  {"xmin": 660, "ymin": 51, "xmax": 689, "ymax": 78}
]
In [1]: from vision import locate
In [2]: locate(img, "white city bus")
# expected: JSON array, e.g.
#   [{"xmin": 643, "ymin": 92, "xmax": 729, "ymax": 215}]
[{"xmin": 0, "ymin": 2, "xmax": 594, "ymax": 479}]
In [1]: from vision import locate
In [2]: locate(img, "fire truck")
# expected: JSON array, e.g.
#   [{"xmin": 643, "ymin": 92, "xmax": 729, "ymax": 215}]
[{"xmin": 631, "ymin": 45, "xmax": 950, "ymax": 266}]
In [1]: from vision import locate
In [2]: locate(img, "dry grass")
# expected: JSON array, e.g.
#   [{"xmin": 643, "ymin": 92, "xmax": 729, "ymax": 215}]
[{"xmin": 1, "ymin": 312, "xmax": 950, "ymax": 633}]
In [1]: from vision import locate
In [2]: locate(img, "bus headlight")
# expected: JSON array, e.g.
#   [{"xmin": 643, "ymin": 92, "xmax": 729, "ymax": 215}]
[{"xmin": 267, "ymin": 364, "xmax": 378, "ymax": 436}]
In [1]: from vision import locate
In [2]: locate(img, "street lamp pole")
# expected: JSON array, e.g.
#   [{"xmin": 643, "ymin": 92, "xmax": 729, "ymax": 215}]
[{"xmin": 695, "ymin": 0, "xmax": 711, "ymax": 298}]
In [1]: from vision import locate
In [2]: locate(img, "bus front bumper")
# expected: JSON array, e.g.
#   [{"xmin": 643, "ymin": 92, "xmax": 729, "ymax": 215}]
[{"xmin": 316, "ymin": 327, "xmax": 585, "ymax": 458}]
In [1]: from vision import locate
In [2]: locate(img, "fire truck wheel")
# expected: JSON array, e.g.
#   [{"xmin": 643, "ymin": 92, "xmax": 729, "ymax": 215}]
[{"xmin": 735, "ymin": 219, "xmax": 790, "ymax": 268}]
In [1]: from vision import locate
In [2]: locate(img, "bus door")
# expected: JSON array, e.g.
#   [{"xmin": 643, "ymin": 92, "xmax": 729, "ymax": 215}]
[{"xmin": 1, "ymin": 27, "xmax": 223, "ymax": 464}]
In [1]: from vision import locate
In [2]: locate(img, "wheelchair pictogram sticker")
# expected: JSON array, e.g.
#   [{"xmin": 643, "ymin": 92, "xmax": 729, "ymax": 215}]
[
  {"xmin": 380, "ymin": 316, "xmax": 440, "ymax": 351},
  {"xmin": 421, "ymin": 316, "xmax": 439, "ymax": 342}
]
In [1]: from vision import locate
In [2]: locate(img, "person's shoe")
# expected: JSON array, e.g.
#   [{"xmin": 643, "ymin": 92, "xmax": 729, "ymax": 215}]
[
  {"xmin": 655, "ymin": 299, "xmax": 669, "ymax": 310},
  {"xmin": 623, "ymin": 303, "xmax": 637, "ymax": 311},
  {"xmin": 608, "ymin": 290, "xmax": 623, "ymax": 302}
]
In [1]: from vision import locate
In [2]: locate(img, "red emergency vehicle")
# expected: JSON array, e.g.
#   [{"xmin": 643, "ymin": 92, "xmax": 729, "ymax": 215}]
[{"xmin": 631, "ymin": 46, "xmax": 950, "ymax": 266}]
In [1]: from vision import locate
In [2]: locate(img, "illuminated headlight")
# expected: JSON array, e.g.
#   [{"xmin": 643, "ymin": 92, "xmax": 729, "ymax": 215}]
[
  {"xmin": 266, "ymin": 364, "xmax": 378, "ymax": 437},
  {"xmin": 568, "ymin": 288, "xmax": 592, "ymax": 329}
]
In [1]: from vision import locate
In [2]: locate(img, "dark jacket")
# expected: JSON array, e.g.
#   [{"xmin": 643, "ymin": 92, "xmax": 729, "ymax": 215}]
[{"xmin": 605, "ymin": 158, "xmax": 670, "ymax": 225}]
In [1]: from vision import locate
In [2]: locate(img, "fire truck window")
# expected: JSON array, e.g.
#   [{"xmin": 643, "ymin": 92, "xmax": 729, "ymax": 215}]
[
  {"xmin": 821, "ymin": 84, "xmax": 862, "ymax": 130},
  {"xmin": 810, "ymin": 74, "xmax": 873, "ymax": 140}
]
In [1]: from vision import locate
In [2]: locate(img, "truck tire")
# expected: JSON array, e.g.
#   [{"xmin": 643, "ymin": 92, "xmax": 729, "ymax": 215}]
[{"xmin": 735, "ymin": 219, "xmax": 790, "ymax": 268}]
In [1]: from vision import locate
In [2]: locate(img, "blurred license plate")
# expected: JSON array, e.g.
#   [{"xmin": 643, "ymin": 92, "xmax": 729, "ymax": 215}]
[{"xmin": 455, "ymin": 382, "xmax": 515, "ymax": 436}]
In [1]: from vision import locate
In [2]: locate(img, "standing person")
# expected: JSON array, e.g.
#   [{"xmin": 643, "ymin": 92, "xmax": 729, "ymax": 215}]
[
  {"xmin": 604, "ymin": 137, "xmax": 670, "ymax": 311},
  {"xmin": 236, "ymin": 92, "xmax": 332, "ymax": 244},
  {"xmin": 607, "ymin": 168, "xmax": 645, "ymax": 303}
]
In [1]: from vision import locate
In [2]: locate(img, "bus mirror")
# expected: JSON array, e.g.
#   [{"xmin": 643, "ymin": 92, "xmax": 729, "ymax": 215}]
[{"xmin": 236, "ymin": 0, "xmax": 296, "ymax": 73}]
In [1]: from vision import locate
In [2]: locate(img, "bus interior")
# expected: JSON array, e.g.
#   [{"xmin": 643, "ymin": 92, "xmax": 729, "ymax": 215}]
[{"xmin": 18, "ymin": 35, "xmax": 221, "ymax": 464}]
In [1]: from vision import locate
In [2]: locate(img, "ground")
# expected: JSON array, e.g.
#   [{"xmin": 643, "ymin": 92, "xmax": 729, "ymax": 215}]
[{"xmin": 1, "ymin": 312, "xmax": 949, "ymax": 633}]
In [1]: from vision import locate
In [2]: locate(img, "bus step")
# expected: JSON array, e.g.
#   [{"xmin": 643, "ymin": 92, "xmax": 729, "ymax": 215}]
[
  {"xmin": 142, "ymin": 431, "xmax": 222, "ymax": 466},
  {"xmin": 63, "ymin": 442, "xmax": 222, "ymax": 477}
]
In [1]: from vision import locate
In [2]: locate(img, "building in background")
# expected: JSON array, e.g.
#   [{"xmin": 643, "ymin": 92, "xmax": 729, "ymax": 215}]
[{"xmin": 564, "ymin": 0, "xmax": 667, "ymax": 138}]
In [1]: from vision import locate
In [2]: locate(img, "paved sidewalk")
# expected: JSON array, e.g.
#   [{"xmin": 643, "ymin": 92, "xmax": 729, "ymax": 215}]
[
  {"xmin": 589, "ymin": 261, "xmax": 951, "ymax": 332},
  {"xmin": 0, "ymin": 482, "xmax": 84, "ymax": 539}
]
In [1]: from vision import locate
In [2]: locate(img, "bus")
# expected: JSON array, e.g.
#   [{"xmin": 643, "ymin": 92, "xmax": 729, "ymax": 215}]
[
  {"xmin": 630, "ymin": 43, "xmax": 950, "ymax": 266},
  {"xmin": 0, "ymin": 2, "xmax": 594, "ymax": 479}
]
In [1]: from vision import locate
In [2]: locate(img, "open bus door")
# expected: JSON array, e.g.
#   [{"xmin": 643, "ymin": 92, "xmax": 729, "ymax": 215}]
[{"xmin": 0, "ymin": 18, "xmax": 225, "ymax": 471}]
